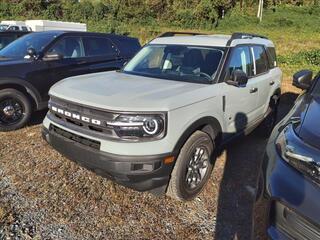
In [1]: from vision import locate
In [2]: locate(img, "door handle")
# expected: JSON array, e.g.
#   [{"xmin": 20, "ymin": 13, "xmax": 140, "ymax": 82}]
[
  {"xmin": 250, "ymin": 87, "xmax": 258, "ymax": 93},
  {"xmin": 270, "ymin": 81, "xmax": 275, "ymax": 86}
]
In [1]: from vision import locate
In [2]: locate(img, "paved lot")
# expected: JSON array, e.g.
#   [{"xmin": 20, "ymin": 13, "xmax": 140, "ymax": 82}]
[{"xmin": 0, "ymin": 96, "xmax": 296, "ymax": 240}]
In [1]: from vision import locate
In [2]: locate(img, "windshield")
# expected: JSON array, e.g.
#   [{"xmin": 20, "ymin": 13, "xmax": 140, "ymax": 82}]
[
  {"xmin": 123, "ymin": 44, "xmax": 224, "ymax": 83},
  {"xmin": 0, "ymin": 25, "xmax": 8, "ymax": 31},
  {"xmin": 0, "ymin": 32, "xmax": 58, "ymax": 58}
]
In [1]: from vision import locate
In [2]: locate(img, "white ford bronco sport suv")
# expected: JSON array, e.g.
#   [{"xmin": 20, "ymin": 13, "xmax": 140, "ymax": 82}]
[{"xmin": 42, "ymin": 32, "xmax": 282, "ymax": 201}]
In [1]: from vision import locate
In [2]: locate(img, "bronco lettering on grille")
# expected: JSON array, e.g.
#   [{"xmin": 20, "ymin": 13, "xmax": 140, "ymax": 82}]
[{"xmin": 51, "ymin": 106, "xmax": 102, "ymax": 126}]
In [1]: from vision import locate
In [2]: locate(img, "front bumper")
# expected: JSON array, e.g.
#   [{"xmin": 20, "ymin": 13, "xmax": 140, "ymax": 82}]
[
  {"xmin": 42, "ymin": 125, "xmax": 175, "ymax": 192},
  {"xmin": 254, "ymin": 143, "xmax": 320, "ymax": 240}
]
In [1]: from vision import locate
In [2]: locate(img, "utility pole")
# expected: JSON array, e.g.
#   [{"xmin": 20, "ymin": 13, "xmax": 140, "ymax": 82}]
[{"xmin": 257, "ymin": 0, "xmax": 264, "ymax": 22}]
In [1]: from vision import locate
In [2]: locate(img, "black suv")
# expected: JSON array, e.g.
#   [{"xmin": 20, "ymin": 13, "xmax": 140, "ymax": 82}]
[
  {"xmin": 0, "ymin": 31, "xmax": 30, "ymax": 50},
  {"xmin": 0, "ymin": 31, "xmax": 141, "ymax": 131},
  {"xmin": 253, "ymin": 70, "xmax": 320, "ymax": 239}
]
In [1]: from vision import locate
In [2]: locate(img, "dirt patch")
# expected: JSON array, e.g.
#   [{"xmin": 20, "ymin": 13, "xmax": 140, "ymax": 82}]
[{"xmin": 0, "ymin": 95, "xmax": 298, "ymax": 240}]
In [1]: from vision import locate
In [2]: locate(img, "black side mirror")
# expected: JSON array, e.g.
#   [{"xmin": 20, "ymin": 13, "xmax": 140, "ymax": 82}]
[
  {"xmin": 227, "ymin": 69, "xmax": 248, "ymax": 87},
  {"xmin": 25, "ymin": 47, "xmax": 36, "ymax": 59},
  {"xmin": 293, "ymin": 70, "xmax": 313, "ymax": 90},
  {"xmin": 43, "ymin": 52, "xmax": 63, "ymax": 61}
]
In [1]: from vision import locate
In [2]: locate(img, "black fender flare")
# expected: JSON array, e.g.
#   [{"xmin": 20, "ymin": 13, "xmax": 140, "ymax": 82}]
[
  {"xmin": 173, "ymin": 116, "xmax": 222, "ymax": 154},
  {"xmin": 0, "ymin": 78, "xmax": 43, "ymax": 109}
]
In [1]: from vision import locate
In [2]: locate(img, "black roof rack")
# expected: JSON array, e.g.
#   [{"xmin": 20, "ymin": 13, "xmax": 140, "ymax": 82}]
[
  {"xmin": 158, "ymin": 31, "xmax": 208, "ymax": 38},
  {"xmin": 226, "ymin": 32, "xmax": 269, "ymax": 46},
  {"xmin": 231, "ymin": 32, "xmax": 268, "ymax": 40}
]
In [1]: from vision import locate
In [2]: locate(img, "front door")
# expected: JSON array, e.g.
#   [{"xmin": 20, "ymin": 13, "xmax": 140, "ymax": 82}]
[
  {"xmin": 41, "ymin": 36, "xmax": 89, "ymax": 101},
  {"xmin": 221, "ymin": 45, "xmax": 260, "ymax": 134}
]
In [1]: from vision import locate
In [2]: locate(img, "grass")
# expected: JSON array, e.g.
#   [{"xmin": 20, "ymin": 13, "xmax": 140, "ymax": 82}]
[{"xmin": 87, "ymin": 5, "xmax": 320, "ymax": 94}]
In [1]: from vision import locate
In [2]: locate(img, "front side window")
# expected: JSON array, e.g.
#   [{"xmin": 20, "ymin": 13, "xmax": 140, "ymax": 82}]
[
  {"xmin": 123, "ymin": 44, "xmax": 224, "ymax": 83},
  {"xmin": 83, "ymin": 37, "xmax": 116, "ymax": 57},
  {"xmin": 0, "ymin": 32, "xmax": 58, "ymax": 58},
  {"xmin": 225, "ymin": 46, "xmax": 253, "ymax": 80},
  {"xmin": 252, "ymin": 46, "xmax": 269, "ymax": 75},
  {"xmin": 0, "ymin": 35, "xmax": 16, "ymax": 50},
  {"xmin": 47, "ymin": 37, "xmax": 84, "ymax": 59}
]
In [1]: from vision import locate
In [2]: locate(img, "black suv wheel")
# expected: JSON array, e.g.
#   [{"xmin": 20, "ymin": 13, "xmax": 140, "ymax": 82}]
[
  {"xmin": 166, "ymin": 131, "xmax": 215, "ymax": 201},
  {"xmin": 0, "ymin": 89, "xmax": 32, "ymax": 131}
]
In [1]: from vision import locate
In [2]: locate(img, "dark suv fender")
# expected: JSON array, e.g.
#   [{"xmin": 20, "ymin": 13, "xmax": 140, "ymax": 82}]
[{"xmin": 0, "ymin": 78, "xmax": 45, "ymax": 110}]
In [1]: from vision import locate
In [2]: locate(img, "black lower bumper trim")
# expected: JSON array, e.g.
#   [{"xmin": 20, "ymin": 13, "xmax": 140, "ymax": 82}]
[{"xmin": 42, "ymin": 125, "xmax": 175, "ymax": 192}]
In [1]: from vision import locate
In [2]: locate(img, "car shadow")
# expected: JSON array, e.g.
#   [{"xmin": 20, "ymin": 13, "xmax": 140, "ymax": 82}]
[
  {"xmin": 213, "ymin": 92, "xmax": 298, "ymax": 239},
  {"xmin": 28, "ymin": 109, "xmax": 48, "ymax": 127}
]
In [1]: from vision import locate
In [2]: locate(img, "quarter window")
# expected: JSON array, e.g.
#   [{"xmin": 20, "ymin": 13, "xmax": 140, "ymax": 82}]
[
  {"xmin": 252, "ymin": 46, "xmax": 269, "ymax": 75},
  {"xmin": 83, "ymin": 37, "xmax": 116, "ymax": 57},
  {"xmin": 225, "ymin": 46, "xmax": 253, "ymax": 80}
]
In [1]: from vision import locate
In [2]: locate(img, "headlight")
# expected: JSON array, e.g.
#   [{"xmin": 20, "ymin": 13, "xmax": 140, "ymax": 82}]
[
  {"xmin": 276, "ymin": 124, "xmax": 320, "ymax": 184},
  {"xmin": 107, "ymin": 114, "xmax": 165, "ymax": 140}
]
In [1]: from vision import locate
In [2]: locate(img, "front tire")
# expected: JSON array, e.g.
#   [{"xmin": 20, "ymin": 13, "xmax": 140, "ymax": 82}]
[
  {"xmin": 166, "ymin": 131, "xmax": 214, "ymax": 201},
  {"xmin": 0, "ymin": 89, "xmax": 32, "ymax": 132}
]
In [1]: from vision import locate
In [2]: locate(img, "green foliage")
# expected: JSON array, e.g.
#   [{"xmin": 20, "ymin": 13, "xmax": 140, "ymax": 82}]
[{"xmin": 278, "ymin": 49, "xmax": 320, "ymax": 66}]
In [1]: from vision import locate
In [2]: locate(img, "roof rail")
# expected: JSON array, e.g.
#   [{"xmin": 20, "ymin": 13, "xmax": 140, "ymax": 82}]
[
  {"xmin": 158, "ymin": 31, "xmax": 207, "ymax": 38},
  {"xmin": 231, "ymin": 32, "xmax": 268, "ymax": 40},
  {"xmin": 226, "ymin": 32, "xmax": 269, "ymax": 46}
]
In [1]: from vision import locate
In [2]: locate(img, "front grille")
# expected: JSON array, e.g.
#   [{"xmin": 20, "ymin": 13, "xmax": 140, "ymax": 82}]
[
  {"xmin": 50, "ymin": 124, "xmax": 100, "ymax": 150},
  {"xmin": 48, "ymin": 97, "xmax": 119, "ymax": 139}
]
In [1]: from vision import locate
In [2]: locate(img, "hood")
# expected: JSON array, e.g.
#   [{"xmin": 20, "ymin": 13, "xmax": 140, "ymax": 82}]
[
  {"xmin": 49, "ymin": 71, "xmax": 214, "ymax": 112},
  {"xmin": 298, "ymin": 96, "xmax": 320, "ymax": 149}
]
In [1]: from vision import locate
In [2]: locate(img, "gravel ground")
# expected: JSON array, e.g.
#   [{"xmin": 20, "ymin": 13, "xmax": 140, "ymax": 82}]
[{"xmin": 0, "ymin": 97, "xmax": 296, "ymax": 240}]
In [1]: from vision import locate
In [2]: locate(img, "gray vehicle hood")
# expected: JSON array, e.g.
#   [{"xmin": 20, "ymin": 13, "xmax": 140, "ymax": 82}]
[{"xmin": 49, "ymin": 71, "xmax": 214, "ymax": 112}]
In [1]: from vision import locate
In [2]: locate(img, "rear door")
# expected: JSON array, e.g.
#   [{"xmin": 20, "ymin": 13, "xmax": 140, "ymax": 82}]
[
  {"xmin": 250, "ymin": 45, "xmax": 273, "ymax": 116},
  {"xmin": 82, "ymin": 36, "xmax": 123, "ymax": 73},
  {"xmin": 221, "ymin": 45, "xmax": 260, "ymax": 133}
]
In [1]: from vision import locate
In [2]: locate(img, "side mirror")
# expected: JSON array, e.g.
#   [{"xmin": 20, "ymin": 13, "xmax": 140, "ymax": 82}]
[
  {"xmin": 293, "ymin": 70, "xmax": 313, "ymax": 90},
  {"xmin": 43, "ymin": 52, "xmax": 63, "ymax": 61},
  {"xmin": 27, "ymin": 48, "xmax": 36, "ymax": 57},
  {"xmin": 227, "ymin": 69, "xmax": 248, "ymax": 87}
]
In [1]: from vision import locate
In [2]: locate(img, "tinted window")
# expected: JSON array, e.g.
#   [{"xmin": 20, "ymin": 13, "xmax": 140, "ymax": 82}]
[
  {"xmin": 8, "ymin": 26, "xmax": 19, "ymax": 31},
  {"xmin": 83, "ymin": 37, "xmax": 116, "ymax": 57},
  {"xmin": 0, "ymin": 35, "xmax": 17, "ymax": 50},
  {"xmin": 0, "ymin": 32, "xmax": 58, "ymax": 58},
  {"xmin": 226, "ymin": 46, "xmax": 253, "ymax": 80},
  {"xmin": 21, "ymin": 26, "xmax": 28, "ymax": 31},
  {"xmin": 48, "ymin": 37, "xmax": 84, "ymax": 59},
  {"xmin": 252, "ymin": 46, "xmax": 269, "ymax": 75},
  {"xmin": 267, "ymin": 47, "xmax": 277, "ymax": 68}
]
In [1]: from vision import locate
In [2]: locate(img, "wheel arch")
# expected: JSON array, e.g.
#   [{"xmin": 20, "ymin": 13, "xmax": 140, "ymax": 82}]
[
  {"xmin": 0, "ymin": 79, "xmax": 42, "ymax": 110},
  {"xmin": 173, "ymin": 116, "xmax": 222, "ymax": 154}
]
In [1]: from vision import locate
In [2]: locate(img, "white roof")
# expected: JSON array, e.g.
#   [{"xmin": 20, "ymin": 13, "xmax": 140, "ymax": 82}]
[{"xmin": 150, "ymin": 34, "xmax": 274, "ymax": 48}]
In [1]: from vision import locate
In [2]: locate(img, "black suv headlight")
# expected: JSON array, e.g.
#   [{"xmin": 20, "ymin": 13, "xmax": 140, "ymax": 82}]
[
  {"xmin": 107, "ymin": 114, "xmax": 166, "ymax": 140},
  {"xmin": 276, "ymin": 124, "xmax": 320, "ymax": 184}
]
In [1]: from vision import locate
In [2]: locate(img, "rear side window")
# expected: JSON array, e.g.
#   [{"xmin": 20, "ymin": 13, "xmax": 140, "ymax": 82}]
[
  {"xmin": 225, "ymin": 46, "xmax": 254, "ymax": 80},
  {"xmin": 21, "ymin": 26, "xmax": 28, "ymax": 32},
  {"xmin": 252, "ymin": 46, "xmax": 269, "ymax": 75},
  {"xmin": 267, "ymin": 47, "xmax": 277, "ymax": 68},
  {"xmin": 83, "ymin": 37, "xmax": 117, "ymax": 57}
]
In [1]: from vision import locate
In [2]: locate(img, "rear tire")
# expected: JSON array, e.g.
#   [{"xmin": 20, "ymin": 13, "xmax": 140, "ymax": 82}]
[
  {"xmin": 166, "ymin": 131, "xmax": 215, "ymax": 201},
  {"xmin": 0, "ymin": 89, "xmax": 32, "ymax": 132}
]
